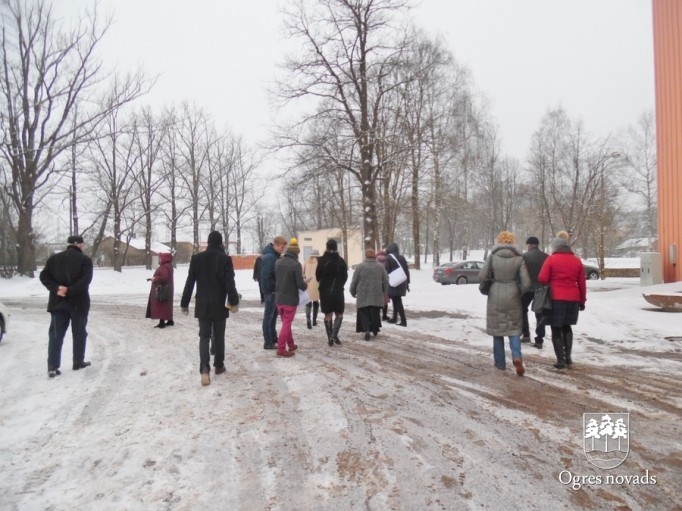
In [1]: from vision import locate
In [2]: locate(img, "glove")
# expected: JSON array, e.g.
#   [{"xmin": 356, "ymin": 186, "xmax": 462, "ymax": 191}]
[
  {"xmin": 181, "ymin": 307, "xmax": 189, "ymax": 316},
  {"xmin": 578, "ymin": 304, "xmax": 585, "ymax": 311}
]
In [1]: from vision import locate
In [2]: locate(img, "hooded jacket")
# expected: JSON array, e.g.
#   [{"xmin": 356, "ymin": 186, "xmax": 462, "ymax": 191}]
[
  {"xmin": 385, "ymin": 243, "xmax": 410, "ymax": 297},
  {"xmin": 538, "ymin": 245, "xmax": 587, "ymax": 304},
  {"xmin": 478, "ymin": 244, "xmax": 531, "ymax": 336}
]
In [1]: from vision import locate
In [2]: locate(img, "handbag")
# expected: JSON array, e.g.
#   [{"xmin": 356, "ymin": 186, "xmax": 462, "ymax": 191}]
[
  {"xmin": 478, "ymin": 257, "xmax": 494, "ymax": 295},
  {"xmin": 532, "ymin": 285, "xmax": 552, "ymax": 313},
  {"xmin": 298, "ymin": 289, "xmax": 312, "ymax": 307},
  {"xmin": 388, "ymin": 254, "xmax": 408, "ymax": 287},
  {"xmin": 155, "ymin": 284, "xmax": 170, "ymax": 302}
]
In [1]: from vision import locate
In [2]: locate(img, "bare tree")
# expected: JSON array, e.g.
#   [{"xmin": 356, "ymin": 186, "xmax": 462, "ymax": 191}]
[
  {"xmin": 277, "ymin": 0, "xmax": 411, "ymax": 251},
  {"xmin": 0, "ymin": 0, "xmax": 149, "ymax": 276},
  {"xmin": 620, "ymin": 111, "xmax": 657, "ymax": 247}
]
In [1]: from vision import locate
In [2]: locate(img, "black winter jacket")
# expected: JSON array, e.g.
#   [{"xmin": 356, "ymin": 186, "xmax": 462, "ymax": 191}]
[
  {"xmin": 316, "ymin": 251, "xmax": 348, "ymax": 313},
  {"xmin": 385, "ymin": 243, "xmax": 410, "ymax": 297},
  {"xmin": 522, "ymin": 246, "xmax": 549, "ymax": 293},
  {"xmin": 259, "ymin": 243, "xmax": 279, "ymax": 295},
  {"xmin": 180, "ymin": 245, "xmax": 240, "ymax": 320},
  {"xmin": 39, "ymin": 245, "xmax": 93, "ymax": 313}
]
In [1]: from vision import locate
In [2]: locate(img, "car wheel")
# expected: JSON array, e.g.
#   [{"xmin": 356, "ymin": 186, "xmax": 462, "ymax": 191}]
[
  {"xmin": 455, "ymin": 276, "xmax": 468, "ymax": 285},
  {"xmin": 587, "ymin": 270, "xmax": 600, "ymax": 280}
]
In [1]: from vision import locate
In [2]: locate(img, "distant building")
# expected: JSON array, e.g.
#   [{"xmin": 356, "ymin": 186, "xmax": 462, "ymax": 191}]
[
  {"xmin": 96, "ymin": 237, "xmax": 171, "ymax": 267},
  {"xmin": 297, "ymin": 228, "xmax": 364, "ymax": 268},
  {"xmin": 613, "ymin": 237, "xmax": 658, "ymax": 257}
]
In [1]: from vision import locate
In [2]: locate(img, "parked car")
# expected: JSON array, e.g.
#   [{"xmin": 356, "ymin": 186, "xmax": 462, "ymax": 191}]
[
  {"xmin": 583, "ymin": 262, "xmax": 600, "ymax": 280},
  {"xmin": 432, "ymin": 260, "xmax": 486, "ymax": 285},
  {"xmin": 0, "ymin": 301, "xmax": 9, "ymax": 343}
]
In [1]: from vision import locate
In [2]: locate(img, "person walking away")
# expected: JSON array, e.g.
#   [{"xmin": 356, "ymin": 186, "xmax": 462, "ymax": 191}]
[
  {"xmin": 39, "ymin": 235, "xmax": 93, "ymax": 377},
  {"xmin": 303, "ymin": 249, "xmax": 321, "ymax": 329},
  {"xmin": 316, "ymin": 239, "xmax": 348, "ymax": 346},
  {"xmin": 146, "ymin": 252, "xmax": 174, "ymax": 328},
  {"xmin": 376, "ymin": 249, "xmax": 390, "ymax": 320},
  {"xmin": 350, "ymin": 249, "xmax": 389, "ymax": 340},
  {"xmin": 384, "ymin": 243, "xmax": 410, "ymax": 326},
  {"xmin": 180, "ymin": 231, "xmax": 241, "ymax": 386},
  {"xmin": 521, "ymin": 237, "xmax": 548, "ymax": 347},
  {"xmin": 478, "ymin": 231, "xmax": 531, "ymax": 376},
  {"xmin": 538, "ymin": 234, "xmax": 587, "ymax": 369},
  {"xmin": 260, "ymin": 236, "xmax": 288, "ymax": 349},
  {"xmin": 253, "ymin": 251, "xmax": 264, "ymax": 304},
  {"xmin": 274, "ymin": 238, "xmax": 309, "ymax": 357}
]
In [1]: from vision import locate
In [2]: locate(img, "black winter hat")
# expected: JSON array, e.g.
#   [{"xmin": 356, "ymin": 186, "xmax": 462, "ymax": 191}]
[
  {"xmin": 326, "ymin": 239, "xmax": 338, "ymax": 251},
  {"xmin": 68, "ymin": 235, "xmax": 84, "ymax": 244},
  {"xmin": 207, "ymin": 230, "xmax": 223, "ymax": 247},
  {"xmin": 525, "ymin": 236, "xmax": 539, "ymax": 245}
]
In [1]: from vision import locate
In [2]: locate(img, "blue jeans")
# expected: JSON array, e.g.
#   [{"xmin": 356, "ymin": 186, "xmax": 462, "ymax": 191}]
[
  {"xmin": 493, "ymin": 335, "xmax": 522, "ymax": 369},
  {"xmin": 198, "ymin": 317, "xmax": 226, "ymax": 373},
  {"xmin": 262, "ymin": 293, "xmax": 278, "ymax": 346},
  {"xmin": 48, "ymin": 309, "xmax": 88, "ymax": 370}
]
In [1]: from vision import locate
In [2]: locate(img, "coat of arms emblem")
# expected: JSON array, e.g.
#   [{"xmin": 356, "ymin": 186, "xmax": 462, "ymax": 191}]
[{"xmin": 583, "ymin": 413, "xmax": 630, "ymax": 469}]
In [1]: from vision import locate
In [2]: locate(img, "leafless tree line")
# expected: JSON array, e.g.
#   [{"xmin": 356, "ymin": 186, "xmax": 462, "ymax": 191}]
[
  {"xmin": 273, "ymin": 0, "xmax": 657, "ymax": 269},
  {"xmin": 0, "ymin": 0, "xmax": 265, "ymax": 275},
  {"xmin": 0, "ymin": 0, "xmax": 657, "ymax": 277}
]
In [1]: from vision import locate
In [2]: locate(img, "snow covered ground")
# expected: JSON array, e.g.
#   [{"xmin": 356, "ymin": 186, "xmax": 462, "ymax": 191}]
[{"xmin": 0, "ymin": 259, "xmax": 680, "ymax": 510}]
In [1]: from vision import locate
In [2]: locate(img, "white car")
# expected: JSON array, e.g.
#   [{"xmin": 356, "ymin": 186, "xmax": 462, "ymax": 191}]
[{"xmin": 0, "ymin": 301, "xmax": 9, "ymax": 342}]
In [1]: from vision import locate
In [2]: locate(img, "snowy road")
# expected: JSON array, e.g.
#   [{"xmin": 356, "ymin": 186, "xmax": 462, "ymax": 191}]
[{"xmin": 1, "ymin": 276, "xmax": 681, "ymax": 510}]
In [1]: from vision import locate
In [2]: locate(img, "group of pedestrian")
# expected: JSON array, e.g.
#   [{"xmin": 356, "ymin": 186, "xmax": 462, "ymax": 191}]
[
  {"xmin": 40, "ymin": 228, "xmax": 583, "ymax": 386},
  {"xmin": 479, "ymin": 230, "xmax": 587, "ymax": 376}
]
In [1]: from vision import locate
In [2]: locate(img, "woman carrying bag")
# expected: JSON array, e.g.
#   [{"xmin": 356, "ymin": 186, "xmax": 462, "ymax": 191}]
[
  {"xmin": 478, "ymin": 232, "xmax": 531, "ymax": 375},
  {"xmin": 145, "ymin": 252, "xmax": 174, "ymax": 328},
  {"xmin": 384, "ymin": 243, "xmax": 410, "ymax": 326}
]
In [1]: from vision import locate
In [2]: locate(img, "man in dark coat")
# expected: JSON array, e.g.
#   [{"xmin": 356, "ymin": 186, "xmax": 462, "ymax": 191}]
[
  {"xmin": 180, "ymin": 231, "xmax": 241, "ymax": 386},
  {"xmin": 253, "ymin": 252, "xmax": 264, "ymax": 304},
  {"xmin": 39, "ymin": 235, "xmax": 93, "ymax": 377},
  {"xmin": 384, "ymin": 242, "xmax": 410, "ymax": 326},
  {"xmin": 259, "ymin": 236, "xmax": 287, "ymax": 350},
  {"xmin": 521, "ymin": 236, "xmax": 549, "ymax": 348}
]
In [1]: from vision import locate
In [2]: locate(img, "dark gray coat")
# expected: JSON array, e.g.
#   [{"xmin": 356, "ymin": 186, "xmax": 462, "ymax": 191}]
[
  {"xmin": 479, "ymin": 244, "xmax": 531, "ymax": 336},
  {"xmin": 385, "ymin": 243, "xmax": 410, "ymax": 297},
  {"xmin": 522, "ymin": 246, "xmax": 549, "ymax": 293},
  {"xmin": 350, "ymin": 257, "xmax": 388, "ymax": 308},
  {"xmin": 180, "ymin": 245, "xmax": 240, "ymax": 320},
  {"xmin": 39, "ymin": 245, "xmax": 93, "ymax": 314},
  {"xmin": 275, "ymin": 251, "xmax": 307, "ymax": 306}
]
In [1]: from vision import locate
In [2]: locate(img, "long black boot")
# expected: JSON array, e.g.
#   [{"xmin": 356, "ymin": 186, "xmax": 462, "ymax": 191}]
[
  {"xmin": 332, "ymin": 317, "xmax": 343, "ymax": 345},
  {"xmin": 551, "ymin": 327, "xmax": 566, "ymax": 369},
  {"xmin": 305, "ymin": 303, "xmax": 313, "ymax": 329},
  {"xmin": 324, "ymin": 320, "xmax": 334, "ymax": 346},
  {"xmin": 564, "ymin": 328, "xmax": 573, "ymax": 367},
  {"xmin": 312, "ymin": 301, "xmax": 319, "ymax": 326},
  {"xmin": 382, "ymin": 304, "xmax": 389, "ymax": 321}
]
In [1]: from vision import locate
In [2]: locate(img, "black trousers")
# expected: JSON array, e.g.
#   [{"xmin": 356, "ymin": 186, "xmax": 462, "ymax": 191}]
[
  {"xmin": 521, "ymin": 292, "xmax": 546, "ymax": 340},
  {"xmin": 198, "ymin": 317, "xmax": 226, "ymax": 373}
]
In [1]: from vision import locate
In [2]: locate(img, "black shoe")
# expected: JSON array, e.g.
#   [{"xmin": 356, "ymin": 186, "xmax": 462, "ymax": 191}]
[
  {"xmin": 328, "ymin": 339, "xmax": 334, "ymax": 346},
  {"xmin": 73, "ymin": 361, "xmax": 91, "ymax": 370},
  {"xmin": 387, "ymin": 318, "xmax": 397, "ymax": 324},
  {"xmin": 398, "ymin": 322, "xmax": 407, "ymax": 327},
  {"xmin": 312, "ymin": 320, "xmax": 317, "ymax": 326},
  {"xmin": 166, "ymin": 320, "xmax": 174, "ymax": 327},
  {"xmin": 307, "ymin": 321, "xmax": 312, "ymax": 330},
  {"xmin": 521, "ymin": 336, "xmax": 531, "ymax": 343},
  {"xmin": 364, "ymin": 332, "xmax": 371, "ymax": 341},
  {"xmin": 532, "ymin": 341, "xmax": 543, "ymax": 349},
  {"xmin": 553, "ymin": 362, "xmax": 567, "ymax": 370},
  {"xmin": 154, "ymin": 321, "xmax": 166, "ymax": 328},
  {"xmin": 48, "ymin": 368, "xmax": 61, "ymax": 377},
  {"xmin": 263, "ymin": 344, "xmax": 276, "ymax": 350}
]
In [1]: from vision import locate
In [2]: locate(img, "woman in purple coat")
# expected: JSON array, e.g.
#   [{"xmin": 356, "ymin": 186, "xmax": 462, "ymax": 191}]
[{"xmin": 146, "ymin": 252, "xmax": 174, "ymax": 328}]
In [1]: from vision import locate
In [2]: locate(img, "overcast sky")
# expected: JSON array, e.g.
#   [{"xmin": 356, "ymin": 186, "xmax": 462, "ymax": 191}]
[{"xmin": 65, "ymin": 0, "xmax": 654, "ymax": 165}]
